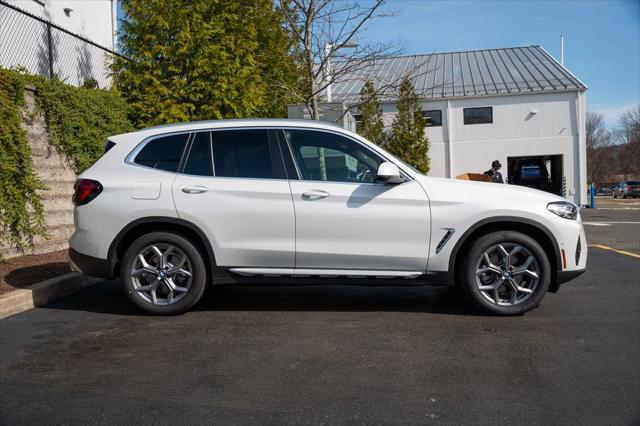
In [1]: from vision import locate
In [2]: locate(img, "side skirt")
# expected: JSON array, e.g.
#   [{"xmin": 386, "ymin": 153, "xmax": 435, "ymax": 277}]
[{"xmin": 211, "ymin": 268, "xmax": 452, "ymax": 287}]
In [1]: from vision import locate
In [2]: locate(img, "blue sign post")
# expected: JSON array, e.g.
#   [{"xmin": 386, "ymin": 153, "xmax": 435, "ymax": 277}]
[{"xmin": 590, "ymin": 184, "xmax": 596, "ymax": 209}]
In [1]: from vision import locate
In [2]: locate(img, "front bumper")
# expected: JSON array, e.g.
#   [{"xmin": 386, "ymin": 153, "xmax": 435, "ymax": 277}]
[
  {"xmin": 68, "ymin": 248, "xmax": 114, "ymax": 279},
  {"xmin": 556, "ymin": 268, "xmax": 586, "ymax": 285}
]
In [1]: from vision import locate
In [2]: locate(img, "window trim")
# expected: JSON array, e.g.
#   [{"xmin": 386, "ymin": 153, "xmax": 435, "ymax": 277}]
[
  {"xmin": 126, "ymin": 126, "xmax": 413, "ymax": 182},
  {"xmin": 127, "ymin": 127, "xmax": 287, "ymax": 180},
  {"xmin": 422, "ymin": 110, "xmax": 442, "ymax": 127},
  {"xmin": 277, "ymin": 127, "xmax": 413, "ymax": 185},
  {"xmin": 463, "ymin": 107, "xmax": 493, "ymax": 125}
]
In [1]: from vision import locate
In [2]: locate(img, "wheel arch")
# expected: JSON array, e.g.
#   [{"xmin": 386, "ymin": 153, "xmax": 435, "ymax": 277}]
[
  {"xmin": 107, "ymin": 217, "xmax": 217, "ymax": 279},
  {"xmin": 449, "ymin": 217, "xmax": 562, "ymax": 292}
]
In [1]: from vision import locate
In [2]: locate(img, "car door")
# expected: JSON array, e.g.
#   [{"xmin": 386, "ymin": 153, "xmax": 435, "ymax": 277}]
[
  {"xmin": 172, "ymin": 129, "xmax": 295, "ymax": 269},
  {"xmin": 280, "ymin": 128, "xmax": 431, "ymax": 274}
]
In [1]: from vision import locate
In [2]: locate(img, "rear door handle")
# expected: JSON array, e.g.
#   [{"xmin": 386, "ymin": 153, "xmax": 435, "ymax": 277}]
[
  {"xmin": 181, "ymin": 185, "xmax": 209, "ymax": 194},
  {"xmin": 302, "ymin": 189, "xmax": 329, "ymax": 200}
]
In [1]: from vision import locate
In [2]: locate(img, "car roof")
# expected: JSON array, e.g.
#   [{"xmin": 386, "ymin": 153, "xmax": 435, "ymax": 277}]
[
  {"xmin": 143, "ymin": 119, "xmax": 342, "ymax": 134},
  {"xmin": 110, "ymin": 119, "xmax": 346, "ymax": 144}
]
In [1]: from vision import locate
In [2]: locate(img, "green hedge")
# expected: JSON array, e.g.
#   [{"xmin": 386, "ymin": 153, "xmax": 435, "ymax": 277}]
[
  {"xmin": 0, "ymin": 68, "xmax": 134, "ymax": 253},
  {"xmin": 29, "ymin": 74, "xmax": 134, "ymax": 173},
  {"xmin": 0, "ymin": 68, "xmax": 47, "ymax": 252}
]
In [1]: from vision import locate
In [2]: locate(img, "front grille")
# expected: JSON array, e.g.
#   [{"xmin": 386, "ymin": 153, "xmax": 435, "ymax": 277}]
[{"xmin": 575, "ymin": 236, "xmax": 581, "ymax": 265}]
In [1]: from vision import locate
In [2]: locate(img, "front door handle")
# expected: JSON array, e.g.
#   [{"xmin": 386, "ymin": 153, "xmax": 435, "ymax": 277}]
[
  {"xmin": 181, "ymin": 185, "xmax": 209, "ymax": 194},
  {"xmin": 301, "ymin": 189, "xmax": 329, "ymax": 200}
]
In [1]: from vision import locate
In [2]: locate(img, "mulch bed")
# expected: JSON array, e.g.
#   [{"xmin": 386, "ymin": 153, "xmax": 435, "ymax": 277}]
[{"xmin": 0, "ymin": 249, "xmax": 70, "ymax": 295}]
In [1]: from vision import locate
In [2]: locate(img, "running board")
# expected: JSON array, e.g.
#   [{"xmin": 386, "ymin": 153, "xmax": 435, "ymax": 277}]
[{"xmin": 228, "ymin": 268, "xmax": 424, "ymax": 279}]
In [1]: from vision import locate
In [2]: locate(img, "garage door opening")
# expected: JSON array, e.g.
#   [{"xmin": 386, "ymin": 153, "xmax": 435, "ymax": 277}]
[{"xmin": 507, "ymin": 155, "xmax": 563, "ymax": 196}]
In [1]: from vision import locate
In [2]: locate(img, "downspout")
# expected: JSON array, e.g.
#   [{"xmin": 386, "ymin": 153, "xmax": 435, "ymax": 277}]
[
  {"xmin": 445, "ymin": 99, "xmax": 453, "ymax": 178},
  {"xmin": 577, "ymin": 90, "xmax": 588, "ymax": 207}
]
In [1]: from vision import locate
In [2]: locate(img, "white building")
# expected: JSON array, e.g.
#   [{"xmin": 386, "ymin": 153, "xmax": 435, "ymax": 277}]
[
  {"xmin": 0, "ymin": 0, "xmax": 117, "ymax": 87},
  {"xmin": 289, "ymin": 46, "xmax": 588, "ymax": 206}
]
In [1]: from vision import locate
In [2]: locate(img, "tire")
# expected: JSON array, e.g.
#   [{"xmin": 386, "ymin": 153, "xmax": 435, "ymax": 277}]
[
  {"xmin": 459, "ymin": 231, "xmax": 551, "ymax": 316},
  {"xmin": 120, "ymin": 232, "xmax": 207, "ymax": 315}
]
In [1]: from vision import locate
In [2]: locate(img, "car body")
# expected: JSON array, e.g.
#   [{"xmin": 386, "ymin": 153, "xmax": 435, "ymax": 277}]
[
  {"xmin": 612, "ymin": 181, "xmax": 640, "ymax": 198},
  {"xmin": 68, "ymin": 120, "xmax": 587, "ymax": 315}
]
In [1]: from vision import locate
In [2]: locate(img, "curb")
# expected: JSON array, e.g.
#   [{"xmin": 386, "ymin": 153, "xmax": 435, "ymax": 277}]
[{"xmin": 0, "ymin": 272, "xmax": 102, "ymax": 320}]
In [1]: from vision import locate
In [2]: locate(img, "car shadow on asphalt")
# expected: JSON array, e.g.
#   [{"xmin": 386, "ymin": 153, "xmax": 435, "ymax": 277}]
[{"xmin": 40, "ymin": 279, "xmax": 484, "ymax": 317}]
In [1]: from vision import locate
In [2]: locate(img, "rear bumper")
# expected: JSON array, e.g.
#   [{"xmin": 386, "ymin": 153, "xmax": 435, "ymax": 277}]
[{"xmin": 68, "ymin": 248, "xmax": 114, "ymax": 279}]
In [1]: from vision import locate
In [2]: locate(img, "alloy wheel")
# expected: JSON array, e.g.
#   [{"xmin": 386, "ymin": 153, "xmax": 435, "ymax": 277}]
[
  {"xmin": 130, "ymin": 243, "xmax": 193, "ymax": 305},
  {"xmin": 475, "ymin": 243, "xmax": 539, "ymax": 306}
]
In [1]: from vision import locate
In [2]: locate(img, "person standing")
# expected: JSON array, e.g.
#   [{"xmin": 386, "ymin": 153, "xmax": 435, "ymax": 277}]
[{"xmin": 484, "ymin": 160, "xmax": 504, "ymax": 183}]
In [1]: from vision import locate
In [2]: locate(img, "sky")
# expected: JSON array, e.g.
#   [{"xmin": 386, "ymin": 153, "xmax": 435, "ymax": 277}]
[{"xmin": 117, "ymin": 0, "xmax": 639, "ymax": 127}]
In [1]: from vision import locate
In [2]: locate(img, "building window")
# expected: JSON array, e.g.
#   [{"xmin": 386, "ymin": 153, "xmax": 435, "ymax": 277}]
[
  {"xmin": 422, "ymin": 110, "xmax": 442, "ymax": 127},
  {"xmin": 464, "ymin": 107, "xmax": 493, "ymax": 125},
  {"xmin": 353, "ymin": 114, "xmax": 363, "ymax": 132}
]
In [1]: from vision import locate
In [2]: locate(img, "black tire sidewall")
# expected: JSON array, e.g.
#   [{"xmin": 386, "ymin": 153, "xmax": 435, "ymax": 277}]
[
  {"xmin": 120, "ymin": 232, "xmax": 207, "ymax": 315},
  {"xmin": 461, "ymin": 231, "xmax": 551, "ymax": 315}
]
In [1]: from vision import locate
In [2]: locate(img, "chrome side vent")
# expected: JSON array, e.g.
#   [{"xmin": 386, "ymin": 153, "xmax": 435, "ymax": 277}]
[{"xmin": 435, "ymin": 228, "xmax": 455, "ymax": 254}]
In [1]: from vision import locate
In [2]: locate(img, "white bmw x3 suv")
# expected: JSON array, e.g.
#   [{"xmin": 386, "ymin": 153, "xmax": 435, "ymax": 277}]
[{"xmin": 69, "ymin": 120, "xmax": 587, "ymax": 315}]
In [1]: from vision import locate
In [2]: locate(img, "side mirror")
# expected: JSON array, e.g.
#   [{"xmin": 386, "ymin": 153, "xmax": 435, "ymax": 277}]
[{"xmin": 376, "ymin": 162, "xmax": 404, "ymax": 184}]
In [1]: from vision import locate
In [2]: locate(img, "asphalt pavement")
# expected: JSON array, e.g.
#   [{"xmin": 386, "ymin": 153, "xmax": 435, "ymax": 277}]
[
  {"xmin": 582, "ymin": 197, "xmax": 640, "ymax": 254},
  {"xmin": 1, "ymin": 246, "xmax": 639, "ymax": 425}
]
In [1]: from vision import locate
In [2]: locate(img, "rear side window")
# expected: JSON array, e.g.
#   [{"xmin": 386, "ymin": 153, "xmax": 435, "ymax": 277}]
[
  {"xmin": 183, "ymin": 132, "xmax": 213, "ymax": 176},
  {"xmin": 134, "ymin": 133, "xmax": 188, "ymax": 172},
  {"xmin": 212, "ymin": 129, "xmax": 273, "ymax": 179}
]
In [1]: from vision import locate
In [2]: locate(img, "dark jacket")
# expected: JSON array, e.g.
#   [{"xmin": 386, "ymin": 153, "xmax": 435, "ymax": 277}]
[{"xmin": 484, "ymin": 169, "xmax": 504, "ymax": 183}]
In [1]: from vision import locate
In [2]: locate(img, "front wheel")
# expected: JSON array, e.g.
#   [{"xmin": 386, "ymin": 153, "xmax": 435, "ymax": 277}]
[
  {"xmin": 120, "ymin": 232, "xmax": 207, "ymax": 315},
  {"xmin": 460, "ymin": 231, "xmax": 551, "ymax": 315}
]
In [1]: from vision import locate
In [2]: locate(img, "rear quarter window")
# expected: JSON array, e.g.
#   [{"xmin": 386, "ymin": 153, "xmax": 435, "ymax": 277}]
[{"xmin": 134, "ymin": 133, "xmax": 189, "ymax": 172}]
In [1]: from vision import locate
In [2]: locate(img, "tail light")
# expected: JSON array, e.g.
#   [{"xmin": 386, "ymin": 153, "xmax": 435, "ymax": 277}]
[{"xmin": 73, "ymin": 179, "xmax": 103, "ymax": 205}]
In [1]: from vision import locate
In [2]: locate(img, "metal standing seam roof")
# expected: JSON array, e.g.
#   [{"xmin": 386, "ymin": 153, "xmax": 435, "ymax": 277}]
[{"xmin": 330, "ymin": 45, "xmax": 587, "ymax": 102}]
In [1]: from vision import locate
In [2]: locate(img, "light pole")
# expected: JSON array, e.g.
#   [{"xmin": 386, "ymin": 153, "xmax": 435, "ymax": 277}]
[{"xmin": 324, "ymin": 43, "xmax": 358, "ymax": 103}]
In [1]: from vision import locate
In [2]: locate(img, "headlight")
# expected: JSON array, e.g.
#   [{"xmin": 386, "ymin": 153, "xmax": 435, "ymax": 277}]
[{"xmin": 547, "ymin": 201, "xmax": 578, "ymax": 220}]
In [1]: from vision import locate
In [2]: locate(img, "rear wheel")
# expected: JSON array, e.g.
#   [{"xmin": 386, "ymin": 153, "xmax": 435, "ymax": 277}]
[
  {"xmin": 460, "ymin": 231, "xmax": 550, "ymax": 315},
  {"xmin": 121, "ymin": 232, "xmax": 207, "ymax": 315}
]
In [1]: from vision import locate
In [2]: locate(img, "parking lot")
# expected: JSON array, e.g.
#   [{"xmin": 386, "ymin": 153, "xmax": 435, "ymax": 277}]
[{"xmin": 1, "ymin": 205, "xmax": 639, "ymax": 425}]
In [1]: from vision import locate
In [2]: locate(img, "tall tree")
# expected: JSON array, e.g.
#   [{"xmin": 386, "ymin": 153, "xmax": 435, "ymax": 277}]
[
  {"xmin": 113, "ymin": 0, "xmax": 297, "ymax": 127},
  {"xmin": 280, "ymin": 0, "xmax": 399, "ymax": 120},
  {"xmin": 614, "ymin": 105, "xmax": 640, "ymax": 180},
  {"xmin": 387, "ymin": 77, "xmax": 429, "ymax": 174},
  {"xmin": 357, "ymin": 80, "xmax": 384, "ymax": 144},
  {"xmin": 586, "ymin": 111, "xmax": 612, "ymax": 184}
]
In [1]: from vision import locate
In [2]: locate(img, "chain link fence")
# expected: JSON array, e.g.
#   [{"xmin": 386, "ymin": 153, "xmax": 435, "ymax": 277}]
[{"xmin": 0, "ymin": 1, "xmax": 125, "ymax": 88}]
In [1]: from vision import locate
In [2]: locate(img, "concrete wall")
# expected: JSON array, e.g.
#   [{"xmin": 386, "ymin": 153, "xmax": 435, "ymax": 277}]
[{"xmin": 1, "ymin": 87, "xmax": 76, "ymax": 259}]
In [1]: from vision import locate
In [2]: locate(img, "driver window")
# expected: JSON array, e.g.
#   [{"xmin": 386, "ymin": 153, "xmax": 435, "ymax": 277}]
[{"xmin": 283, "ymin": 129, "xmax": 383, "ymax": 183}]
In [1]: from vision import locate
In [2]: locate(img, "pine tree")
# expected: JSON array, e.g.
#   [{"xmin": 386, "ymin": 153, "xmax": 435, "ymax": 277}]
[
  {"xmin": 113, "ymin": 0, "xmax": 298, "ymax": 127},
  {"xmin": 358, "ymin": 81, "xmax": 384, "ymax": 145},
  {"xmin": 387, "ymin": 77, "xmax": 430, "ymax": 174}
]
